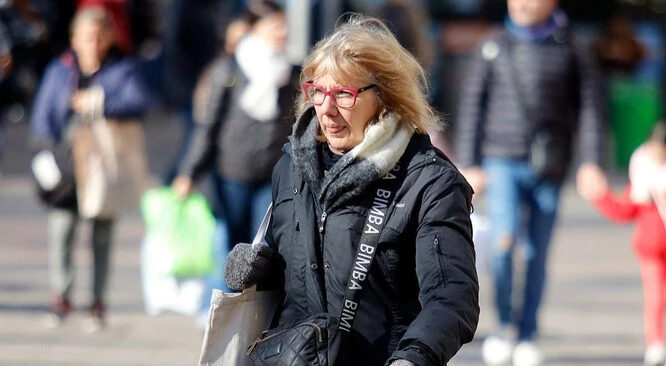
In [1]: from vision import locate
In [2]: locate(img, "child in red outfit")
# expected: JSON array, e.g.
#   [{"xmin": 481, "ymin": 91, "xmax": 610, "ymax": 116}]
[{"xmin": 593, "ymin": 121, "xmax": 666, "ymax": 366}]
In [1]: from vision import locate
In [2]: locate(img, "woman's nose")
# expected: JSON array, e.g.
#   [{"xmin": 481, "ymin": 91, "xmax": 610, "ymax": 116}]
[{"xmin": 320, "ymin": 95, "xmax": 338, "ymax": 116}]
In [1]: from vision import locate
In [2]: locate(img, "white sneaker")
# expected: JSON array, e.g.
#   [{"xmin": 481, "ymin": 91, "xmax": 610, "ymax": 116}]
[
  {"xmin": 644, "ymin": 342, "xmax": 665, "ymax": 366},
  {"xmin": 482, "ymin": 335, "xmax": 514, "ymax": 365},
  {"xmin": 512, "ymin": 341, "xmax": 543, "ymax": 366}
]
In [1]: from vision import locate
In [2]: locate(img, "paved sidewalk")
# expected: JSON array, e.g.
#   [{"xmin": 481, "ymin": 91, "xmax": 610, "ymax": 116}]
[
  {"xmin": 0, "ymin": 177, "xmax": 204, "ymax": 366},
  {"xmin": 0, "ymin": 119, "xmax": 645, "ymax": 366}
]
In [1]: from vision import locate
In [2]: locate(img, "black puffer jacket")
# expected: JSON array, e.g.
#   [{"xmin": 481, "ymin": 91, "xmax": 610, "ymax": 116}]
[
  {"xmin": 455, "ymin": 29, "xmax": 605, "ymax": 169},
  {"xmin": 262, "ymin": 108, "xmax": 479, "ymax": 366}
]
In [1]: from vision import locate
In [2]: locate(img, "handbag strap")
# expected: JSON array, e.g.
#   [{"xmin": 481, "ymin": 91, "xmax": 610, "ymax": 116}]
[{"xmin": 338, "ymin": 162, "xmax": 406, "ymax": 333}]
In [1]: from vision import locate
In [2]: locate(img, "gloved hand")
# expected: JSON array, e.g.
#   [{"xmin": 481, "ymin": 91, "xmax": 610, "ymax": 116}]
[
  {"xmin": 224, "ymin": 243, "xmax": 273, "ymax": 290},
  {"xmin": 389, "ymin": 360, "xmax": 415, "ymax": 366}
]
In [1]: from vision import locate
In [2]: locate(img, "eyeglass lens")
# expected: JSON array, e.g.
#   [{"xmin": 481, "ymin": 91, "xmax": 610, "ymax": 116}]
[{"xmin": 305, "ymin": 85, "xmax": 356, "ymax": 108}]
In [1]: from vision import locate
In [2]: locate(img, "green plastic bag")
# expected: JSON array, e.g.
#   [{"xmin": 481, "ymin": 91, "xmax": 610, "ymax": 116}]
[{"xmin": 141, "ymin": 187, "xmax": 215, "ymax": 277}]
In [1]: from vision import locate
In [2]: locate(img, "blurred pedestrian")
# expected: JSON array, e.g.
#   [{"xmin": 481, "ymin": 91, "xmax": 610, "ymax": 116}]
[
  {"xmin": 172, "ymin": 0, "xmax": 296, "ymax": 252},
  {"xmin": 181, "ymin": 17, "xmax": 250, "ymax": 325},
  {"xmin": 455, "ymin": 1, "xmax": 607, "ymax": 365},
  {"xmin": 592, "ymin": 121, "xmax": 666, "ymax": 366},
  {"xmin": 224, "ymin": 14, "xmax": 478, "ymax": 366},
  {"xmin": 29, "ymin": 6, "xmax": 147, "ymax": 331}
]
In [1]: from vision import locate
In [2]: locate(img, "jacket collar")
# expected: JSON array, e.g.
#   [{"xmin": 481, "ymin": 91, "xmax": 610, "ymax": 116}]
[
  {"xmin": 504, "ymin": 9, "xmax": 569, "ymax": 42},
  {"xmin": 58, "ymin": 48, "xmax": 121, "ymax": 73}
]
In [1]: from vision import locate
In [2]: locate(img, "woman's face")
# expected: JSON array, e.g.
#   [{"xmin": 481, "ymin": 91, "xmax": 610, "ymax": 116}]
[
  {"xmin": 71, "ymin": 20, "xmax": 113, "ymax": 67},
  {"xmin": 313, "ymin": 73, "xmax": 380, "ymax": 154},
  {"xmin": 507, "ymin": 0, "xmax": 558, "ymax": 26}
]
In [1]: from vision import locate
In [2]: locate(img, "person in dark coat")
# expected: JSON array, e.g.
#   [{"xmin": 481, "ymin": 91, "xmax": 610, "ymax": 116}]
[
  {"xmin": 30, "ymin": 6, "xmax": 147, "ymax": 330},
  {"xmin": 454, "ymin": 1, "xmax": 608, "ymax": 365},
  {"xmin": 172, "ymin": 1, "xmax": 295, "ymax": 256},
  {"xmin": 224, "ymin": 15, "xmax": 479, "ymax": 366}
]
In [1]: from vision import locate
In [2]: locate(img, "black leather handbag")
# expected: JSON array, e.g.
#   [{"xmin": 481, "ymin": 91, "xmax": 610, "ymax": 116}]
[
  {"xmin": 247, "ymin": 313, "xmax": 340, "ymax": 366},
  {"xmin": 246, "ymin": 164, "xmax": 406, "ymax": 366}
]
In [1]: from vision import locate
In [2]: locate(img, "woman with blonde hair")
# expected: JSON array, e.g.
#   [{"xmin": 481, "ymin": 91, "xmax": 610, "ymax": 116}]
[
  {"xmin": 30, "ymin": 6, "xmax": 147, "ymax": 330},
  {"xmin": 224, "ymin": 14, "xmax": 479, "ymax": 366}
]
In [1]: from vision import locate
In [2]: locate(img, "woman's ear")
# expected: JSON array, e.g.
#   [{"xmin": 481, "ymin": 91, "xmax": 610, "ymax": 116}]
[
  {"xmin": 368, "ymin": 108, "xmax": 389, "ymax": 131},
  {"xmin": 378, "ymin": 108, "xmax": 389, "ymax": 122}
]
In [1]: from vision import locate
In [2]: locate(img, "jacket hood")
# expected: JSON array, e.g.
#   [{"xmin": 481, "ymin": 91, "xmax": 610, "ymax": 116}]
[{"xmin": 288, "ymin": 106, "xmax": 414, "ymax": 211}]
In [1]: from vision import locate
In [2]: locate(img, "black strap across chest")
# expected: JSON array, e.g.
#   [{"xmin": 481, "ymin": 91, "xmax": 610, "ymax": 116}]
[{"xmin": 338, "ymin": 161, "xmax": 407, "ymax": 333}]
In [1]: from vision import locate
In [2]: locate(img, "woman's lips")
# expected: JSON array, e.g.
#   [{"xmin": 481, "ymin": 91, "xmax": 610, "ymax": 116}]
[{"xmin": 325, "ymin": 124, "xmax": 345, "ymax": 135}]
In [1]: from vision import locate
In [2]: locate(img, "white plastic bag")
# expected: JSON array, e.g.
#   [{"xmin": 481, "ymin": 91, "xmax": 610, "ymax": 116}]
[{"xmin": 141, "ymin": 235, "xmax": 205, "ymax": 316}]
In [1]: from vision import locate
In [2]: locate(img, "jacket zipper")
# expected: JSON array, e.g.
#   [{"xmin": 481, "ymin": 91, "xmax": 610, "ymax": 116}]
[
  {"xmin": 246, "ymin": 322, "xmax": 323, "ymax": 355},
  {"xmin": 312, "ymin": 193, "xmax": 328, "ymax": 308},
  {"xmin": 433, "ymin": 234, "xmax": 446, "ymax": 282}
]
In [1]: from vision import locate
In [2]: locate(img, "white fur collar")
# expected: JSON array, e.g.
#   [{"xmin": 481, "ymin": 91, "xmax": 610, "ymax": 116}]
[{"xmin": 348, "ymin": 112, "xmax": 414, "ymax": 178}]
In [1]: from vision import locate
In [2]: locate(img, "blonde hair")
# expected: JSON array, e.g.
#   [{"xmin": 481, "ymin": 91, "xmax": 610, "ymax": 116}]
[
  {"xmin": 297, "ymin": 14, "xmax": 438, "ymax": 133},
  {"xmin": 70, "ymin": 6, "xmax": 114, "ymax": 37}
]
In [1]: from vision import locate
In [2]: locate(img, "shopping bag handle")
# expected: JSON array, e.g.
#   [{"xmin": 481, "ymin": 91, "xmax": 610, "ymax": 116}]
[
  {"xmin": 251, "ymin": 203, "xmax": 273, "ymax": 249},
  {"xmin": 243, "ymin": 203, "xmax": 273, "ymax": 294}
]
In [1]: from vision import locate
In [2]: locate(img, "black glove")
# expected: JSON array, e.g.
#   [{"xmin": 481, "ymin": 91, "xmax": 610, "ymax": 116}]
[{"xmin": 224, "ymin": 243, "xmax": 273, "ymax": 290}]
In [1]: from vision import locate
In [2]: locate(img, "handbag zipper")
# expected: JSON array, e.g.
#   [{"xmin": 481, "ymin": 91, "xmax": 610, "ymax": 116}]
[{"xmin": 246, "ymin": 321, "xmax": 323, "ymax": 355}]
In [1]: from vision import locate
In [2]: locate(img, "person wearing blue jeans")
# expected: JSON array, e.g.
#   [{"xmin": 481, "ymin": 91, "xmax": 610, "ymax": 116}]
[
  {"xmin": 172, "ymin": 2, "xmax": 295, "ymax": 296},
  {"xmin": 484, "ymin": 158, "xmax": 561, "ymax": 341},
  {"xmin": 455, "ymin": 1, "xmax": 608, "ymax": 365}
]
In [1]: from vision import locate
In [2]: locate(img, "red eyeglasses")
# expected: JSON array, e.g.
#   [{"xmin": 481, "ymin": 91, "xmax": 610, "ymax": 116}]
[{"xmin": 301, "ymin": 82, "xmax": 377, "ymax": 108}]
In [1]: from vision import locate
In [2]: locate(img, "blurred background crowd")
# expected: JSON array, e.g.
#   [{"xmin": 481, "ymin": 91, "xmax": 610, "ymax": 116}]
[
  {"xmin": 1, "ymin": 0, "xmax": 665, "ymax": 365},
  {"xmin": 1, "ymin": 0, "xmax": 665, "ymax": 171}
]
